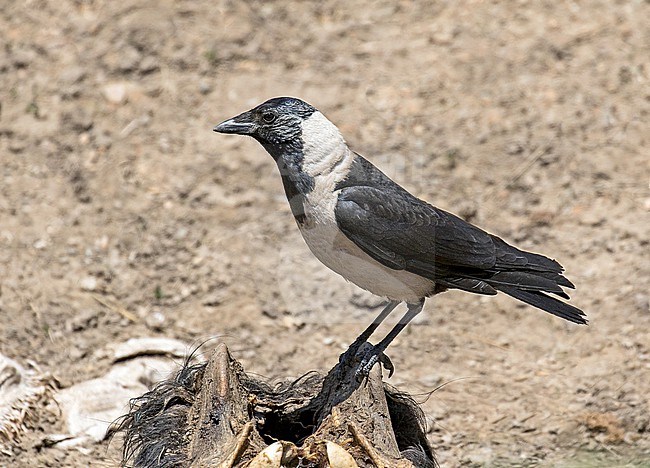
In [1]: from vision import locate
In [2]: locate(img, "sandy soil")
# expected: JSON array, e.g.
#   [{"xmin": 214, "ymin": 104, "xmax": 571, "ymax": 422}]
[{"xmin": 1, "ymin": 1, "xmax": 649, "ymax": 466}]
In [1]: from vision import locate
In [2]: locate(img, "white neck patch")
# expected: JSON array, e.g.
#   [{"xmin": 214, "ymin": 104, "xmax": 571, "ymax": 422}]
[{"xmin": 300, "ymin": 112, "xmax": 350, "ymax": 178}]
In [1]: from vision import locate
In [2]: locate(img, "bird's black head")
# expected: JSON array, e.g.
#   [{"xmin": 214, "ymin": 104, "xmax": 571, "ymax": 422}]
[{"xmin": 214, "ymin": 97, "xmax": 317, "ymax": 159}]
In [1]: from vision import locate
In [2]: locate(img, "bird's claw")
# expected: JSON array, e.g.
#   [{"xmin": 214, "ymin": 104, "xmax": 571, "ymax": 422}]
[
  {"xmin": 380, "ymin": 353, "xmax": 395, "ymax": 377},
  {"xmin": 354, "ymin": 346, "xmax": 394, "ymax": 381}
]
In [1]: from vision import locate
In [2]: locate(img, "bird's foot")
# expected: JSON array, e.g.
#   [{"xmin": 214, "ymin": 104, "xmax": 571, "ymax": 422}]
[
  {"xmin": 354, "ymin": 346, "xmax": 394, "ymax": 381},
  {"xmin": 337, "ymin": 341, "xmax": 395, "ymax": 380}
]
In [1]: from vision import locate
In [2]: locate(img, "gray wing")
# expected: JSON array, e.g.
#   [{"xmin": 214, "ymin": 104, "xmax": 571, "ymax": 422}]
[{"xmin": 334, "ymin": 185, "xmax": 500, "ymax": 294}]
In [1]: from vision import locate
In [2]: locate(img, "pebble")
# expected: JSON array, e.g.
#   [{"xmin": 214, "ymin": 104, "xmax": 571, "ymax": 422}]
[
  {"xmin": 79, "ymin": 276, "xmax": 97, "ymax": 291},
  {"xmin": 102, "ymin": 83, "xmax": 127, "ymax": 104},
  {"xmin": 66, "ymin": 309, "xmax": 98, "ymax": 332},
  {"xmin": 633, "ymin": 293, "xmax": 649, "ymax": 313},
  {"xmin": 62, "ymin": 109, "xmax": 93, "ymax": 132},
  {"xmin": 94, "ymin": 130, "xmax": 113, "ymax": 149},
  {"xmin": 282, "ymin": 315, "xmax": 305, "ymax": 330},
  {"xmin": 9, "ymin": 139, "xmax": 27, "ymax": 153},
  {"xmin": 145, "ymin": 310, "xmax": 167, "ymax": 331},
  {"xmin": 12, "ymin": 48, "xmax": 36, "ymax": 68},
  {"xmin": 118, "ymin": 46, "xmax": 141, "ymax": 72},
  {"xmin": 202, "ymin": 290, "xmax": 226, "ymax": 307},
  {"xmin": 60, "ymin": 66, "xmax": 86, "ymax": 84},
  {"xmin": 174, "ymin": 227, "xmax": 188, "ymax": 239},
  {"xmin": 199, "ymin": 81, "xmax": 212, "ymax": 95},
  {"xmin": 33, "ymin": 239, "xmax": 48, "ymax": 250},
  {"xmin": 579, "ymin": 212, "xmax": 606, "ymax": 227},
  {"xmin": 139, "ymin": 55, "xmax": 159, "ymax": 74}
]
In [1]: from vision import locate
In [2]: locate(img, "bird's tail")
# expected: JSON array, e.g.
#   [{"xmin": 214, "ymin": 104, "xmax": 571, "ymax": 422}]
[
  {"xmin": 496, "ymin": 285, "xmax": 587, "ymax": 324},
  {"xmin": 438, "ymin": 268, "xmax": 588, "ymax": 324},
  {"xmin": 482, "ymin": 238, "xmax": 587, "ymax": 324}
]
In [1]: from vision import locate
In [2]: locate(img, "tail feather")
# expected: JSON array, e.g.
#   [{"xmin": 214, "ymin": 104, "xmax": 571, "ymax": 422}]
[
  {"xmin": 497, "ymin": 286, "xmax": 587, "ymax": 324},
  {"xmin": 483, "ymin": 236, "xmax": 586, "ymax": 323},
  {"xmin": 491, "ymin": 236, "xmax": 564, "ymax": 272},
  {"xmin": 534, "ymin": 270, "xmax": 575, "ymax": 289},
  {"xmin": 487, "ymin": 271, "xmax": 569, "ymax": 298}
]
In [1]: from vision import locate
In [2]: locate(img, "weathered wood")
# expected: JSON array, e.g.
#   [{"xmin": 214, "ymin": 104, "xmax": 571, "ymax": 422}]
[
  {"xmin": 115, "ymin": 343, "xmax": 436, "ymax": 468},
  {"xmin": 303, "ymin": 343, "xmax": 404, "ymax": 466},
  {"xmin": 187, "ymin": 343, "xmax": 249, "ymax": 466}
]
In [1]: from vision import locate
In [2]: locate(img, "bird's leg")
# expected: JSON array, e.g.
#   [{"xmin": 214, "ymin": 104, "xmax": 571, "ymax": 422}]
[
  {"xmin": 356, "ymin": 299, "xmax": 425, "ymax": 380},
  {"xmin": 350, "ymin": 300, "xmax": 400, "ymax": 350},
  {"xmin": 339, "ymin": 301, "xmax": 400, "ymax": 368}
]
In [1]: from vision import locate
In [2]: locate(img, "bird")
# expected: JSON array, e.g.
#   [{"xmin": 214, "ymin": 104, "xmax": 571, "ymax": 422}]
[{"xmin": 213, "ymin": 97, "xmax": 587, "ymax": 377}]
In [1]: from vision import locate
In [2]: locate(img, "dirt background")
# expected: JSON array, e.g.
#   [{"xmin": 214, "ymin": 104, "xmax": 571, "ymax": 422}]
[{"xmin": 1, "ymin": 0, "xmax": 649, "ymax": 466}]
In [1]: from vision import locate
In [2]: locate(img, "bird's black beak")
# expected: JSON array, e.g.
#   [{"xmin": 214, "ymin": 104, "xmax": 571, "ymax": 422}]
[{"xmin": 213, "ymin": 110, "xmax": 256, "ymax": 135}]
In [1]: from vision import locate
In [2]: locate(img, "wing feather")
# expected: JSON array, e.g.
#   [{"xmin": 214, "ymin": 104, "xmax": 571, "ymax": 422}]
[{"xmin": 335, "ymin": 186, "xmax": 497, "ymax": 272}]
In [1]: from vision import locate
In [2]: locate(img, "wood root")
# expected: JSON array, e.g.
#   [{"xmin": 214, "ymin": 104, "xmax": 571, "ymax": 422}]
[{"xmin": 112, "ymin": 342, "xmax": 436, "ymax": 468}]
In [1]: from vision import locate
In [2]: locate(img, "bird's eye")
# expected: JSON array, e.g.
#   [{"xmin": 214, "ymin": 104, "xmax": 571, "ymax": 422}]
[{"xmin": 261, "ymin": 112, "xmax": 276, "ymax": 123}]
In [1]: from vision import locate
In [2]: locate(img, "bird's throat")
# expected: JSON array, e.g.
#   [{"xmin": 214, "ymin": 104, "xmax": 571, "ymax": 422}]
[{"xmin": 276, "ymin": 155, "xmax": 314, "ymax": 226}]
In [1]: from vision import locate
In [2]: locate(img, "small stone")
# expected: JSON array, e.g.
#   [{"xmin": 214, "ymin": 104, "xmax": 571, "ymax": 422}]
[
  {"xmin": 9, "ymin": 139, "xmax": 27, "ymax": 153},
  {"xmin": 202, "ymin": 290, "xmax": 225, "ymax": 307},
  {"xmin": 66, "ymin": 310, "xmax": 98, "ymax": 332},
  {"xmin": 95, "ymin": 235, "xmax": 109, "ymax": 250},
  {"xmin": 506, "ymin": 141, "xmax": 525, "ymax": 155},
  {"xmin": 118, "ymin": 46, "xmax": 141, "ymax": 72},
  {"xmin": 174, "ymin": 227, "xmax": 188, "ymax": 239},
  {"xmin": 282, "ymin": 315, "xmax": 305, "ymax": 330},
  {"xmin": 158, "ymin": 135, "xmax": 171, "ymax": 153},
  {"xmin": 199, "ymin": 81, "xmax": 212, "ymax": 95},
  {"xmin": 60, "ymin": 66, "xmax": 86, "ymax": 84},
  {"xmin": 145, "ymin": 311, "xmax": 167, "ymax": 331},
  {"xmin": 61, "ymin": 84, "xmax": 83, "ymax": 99},
  {"xmin": 634, "ymin": 294, "xmax": 649, "ymax": 313},
  {"xmin": 94, "ymin": 131, "xmax": 113, "ymax": 150},
  {"xmin": 430, "ymin": 28, "xmax": 455, "ymax": 45},
  {"xmin": 102, "ymin": 83, "xmax": 127, "ymax": 104},
  {"xmin": 80, "ymin": 276, "xmax": 97, "ymax": 291},
  {"xmin": 12, "ymin": 48, "xmax": 36, "ymax": 68},
  {"xmin": 62, "ymin": 109, "xmax": 93, "ymax": 132},
  {"xmin": 139, "ymin": 56, "xmax": 159, "ymax": 74},
  {"xmin": 33, "ymin": 239, "xmax": 47, "ymax": 250},
  {"xmin": 579, "ymin": 212, "xmax": 606, "ymax": 227}
]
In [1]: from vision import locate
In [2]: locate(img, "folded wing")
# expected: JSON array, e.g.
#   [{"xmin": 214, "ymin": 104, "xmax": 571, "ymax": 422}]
[{"xmin": 335, "ymin": 185, "xmax": 586, "ymax": 324}]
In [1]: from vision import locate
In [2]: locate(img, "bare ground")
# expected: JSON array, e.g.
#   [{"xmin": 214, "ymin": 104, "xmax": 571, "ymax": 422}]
[{"xmin": 1, "ymin": 1, "xmax": 649, "ymax": 466}]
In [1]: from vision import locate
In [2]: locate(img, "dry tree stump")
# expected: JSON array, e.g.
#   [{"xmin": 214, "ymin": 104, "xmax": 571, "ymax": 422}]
[{"xmin": 114, "ymin": 343, "xmax": 436, "ymax": 467}]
